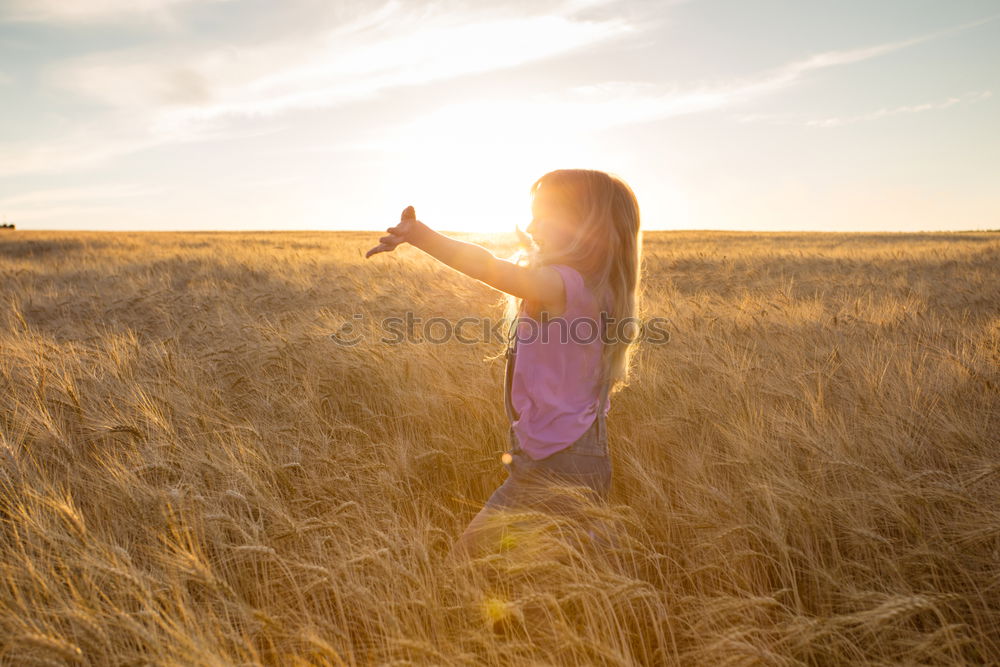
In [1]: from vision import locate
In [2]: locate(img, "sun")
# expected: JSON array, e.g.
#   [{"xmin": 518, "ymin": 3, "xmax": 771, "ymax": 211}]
[{"xmin": 364, "ymin": 101, "xmax": 604, "ymax": 235}]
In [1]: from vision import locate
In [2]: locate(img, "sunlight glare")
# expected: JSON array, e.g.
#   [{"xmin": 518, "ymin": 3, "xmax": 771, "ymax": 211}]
[{"xmin": 364, "ymin": 101, "xmax": 608, "ymax": 234}]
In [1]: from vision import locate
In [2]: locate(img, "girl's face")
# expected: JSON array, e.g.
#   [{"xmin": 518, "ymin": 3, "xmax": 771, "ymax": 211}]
[{"xmin": 527, "ymin": 190, "xmax": 577, "ymax": 255}]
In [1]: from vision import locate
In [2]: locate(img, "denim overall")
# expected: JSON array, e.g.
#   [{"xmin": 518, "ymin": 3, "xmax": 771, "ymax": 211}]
[{"xmin": 482, "ymin": 329, "xmax": 613, "ymax": 513}]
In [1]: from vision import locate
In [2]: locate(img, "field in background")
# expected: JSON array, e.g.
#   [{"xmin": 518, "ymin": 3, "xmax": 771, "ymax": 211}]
[{"xmin": 1, "ymin": 229, "xmax": 998, "ymax": 665}]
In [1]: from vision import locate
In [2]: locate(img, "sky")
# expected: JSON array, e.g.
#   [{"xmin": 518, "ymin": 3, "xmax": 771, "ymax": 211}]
[{"xmin": 0, "ymin": 0, "xmax": 998, "ymax": 233}]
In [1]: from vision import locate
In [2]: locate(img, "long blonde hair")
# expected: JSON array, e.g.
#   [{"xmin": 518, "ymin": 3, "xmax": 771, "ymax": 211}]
[{"xmin": 500, "ymin": 169, "xmax": 643, "ymax": 395}]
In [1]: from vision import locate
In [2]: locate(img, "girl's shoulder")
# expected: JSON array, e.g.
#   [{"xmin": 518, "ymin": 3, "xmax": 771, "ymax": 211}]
[{"xmin": 548, "ymin": 264, "xmax": 599, "ymax": 316}]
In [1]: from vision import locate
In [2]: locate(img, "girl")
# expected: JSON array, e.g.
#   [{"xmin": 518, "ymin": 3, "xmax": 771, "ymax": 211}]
[{"xmin": 366, "ymin": 169, "xmax": 643, "ymax": 561}]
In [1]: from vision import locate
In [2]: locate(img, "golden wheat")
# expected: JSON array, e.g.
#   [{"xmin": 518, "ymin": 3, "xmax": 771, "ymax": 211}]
[{"xmin": 0, "ymin": 229, "xmax": 998, "ymax": 665}]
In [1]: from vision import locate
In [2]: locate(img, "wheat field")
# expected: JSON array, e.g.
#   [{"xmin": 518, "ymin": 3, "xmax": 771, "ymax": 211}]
[{"xmin": 1, "ymin": 229, "xmax": 998, "ymax": 665}]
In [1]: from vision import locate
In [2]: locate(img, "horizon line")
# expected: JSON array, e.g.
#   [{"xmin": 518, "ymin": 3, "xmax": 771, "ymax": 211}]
[{"xmin": 3, "ymin": 228, "xmax": 998, "ymax": 235}]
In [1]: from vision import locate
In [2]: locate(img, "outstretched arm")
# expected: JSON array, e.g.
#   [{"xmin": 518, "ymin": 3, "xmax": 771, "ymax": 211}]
[{"xmin": 366, "ymin": 206, "xmax": 565, "ymax": 308}]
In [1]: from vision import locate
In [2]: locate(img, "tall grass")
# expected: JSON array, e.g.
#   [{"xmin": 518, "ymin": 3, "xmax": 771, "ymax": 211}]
[{"xmin": 1, "ymin": 229, "xmax": 998, "ymax": 665}]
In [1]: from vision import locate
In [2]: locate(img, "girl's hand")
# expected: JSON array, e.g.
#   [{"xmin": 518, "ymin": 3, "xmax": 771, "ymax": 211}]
[{"xmin": 365, "ymin": 206, "xmax": 418, "ymax": 259}]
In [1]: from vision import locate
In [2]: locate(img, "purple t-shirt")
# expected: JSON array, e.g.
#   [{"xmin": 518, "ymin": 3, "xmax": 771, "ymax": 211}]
[{"xmin": 510, "ymin": 264, "xmax": 611, "ymax": 461}]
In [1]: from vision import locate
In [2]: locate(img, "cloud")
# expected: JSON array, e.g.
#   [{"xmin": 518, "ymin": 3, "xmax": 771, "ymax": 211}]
[
  {"xmin": 726, "ymin": 36, "xmax": 937, "ymax": 102},
  {"xmin": 13, "ymin": 1, "xmax": 635, "ymax": 176},
  {"xmin": 0, "ymin": 120, "xmax": 283, "ymax": 177},
  {"xmin": 12, "ymin": 4, "xmax": 999, "ymax": 180},
  {"xmin": 48, "ymin": 4, "xmax": 935, "ymax": 158},
  {"xmin": 0, "ymin": 132, "xmax": 161, "ymax": 179},
  {"xmin": 189, "ymin": 14, "xmax": 633, "ymax": 121},
  {"xmin": 0, "ymin": 0, "xmax": 237, "ymax": 24},
  {"xmin": 805, "ymin": 90, "xmax": 994, "ymax": 127},
  {"xmin": 2, "ymin": 26, "xmax": 936, "ymax": 177},
  {"xmin": 735, "ymin": 90, "xmax": 993, "ymax": 128},
  {"xmin": 44, "ymin": 6, "xmax": 635, "ymax": 122},
  {"xmin": 734, "ymin": 12, "xmax": 1000, "ymax": 99},
  {"xmin": 354, "ymin": 31, "xmax": 969, "ymax": 149},
  {"xmin": 349, "ymin": 81, "xmax": 729, "ymax": 151}
]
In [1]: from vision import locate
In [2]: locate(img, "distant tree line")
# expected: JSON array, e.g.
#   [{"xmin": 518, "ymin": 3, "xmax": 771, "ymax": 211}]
[{"xmin": 1, "ymin": 223, "xmax": 14, "ymax": 229}]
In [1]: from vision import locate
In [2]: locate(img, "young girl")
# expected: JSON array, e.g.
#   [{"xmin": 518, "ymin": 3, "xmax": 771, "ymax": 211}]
[{"xmin": 366, "ymin": 169, "xmax": 643, "ymax": 561}]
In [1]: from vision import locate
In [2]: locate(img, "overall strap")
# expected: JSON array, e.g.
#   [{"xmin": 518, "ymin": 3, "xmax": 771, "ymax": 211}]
[
  {"xmin": 503, "ymin": 334, "xmax": 519, "ymax": 424},
  {"xmin": 596, "ymin": 374, "xmax": 610, "ymax": 443}
]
